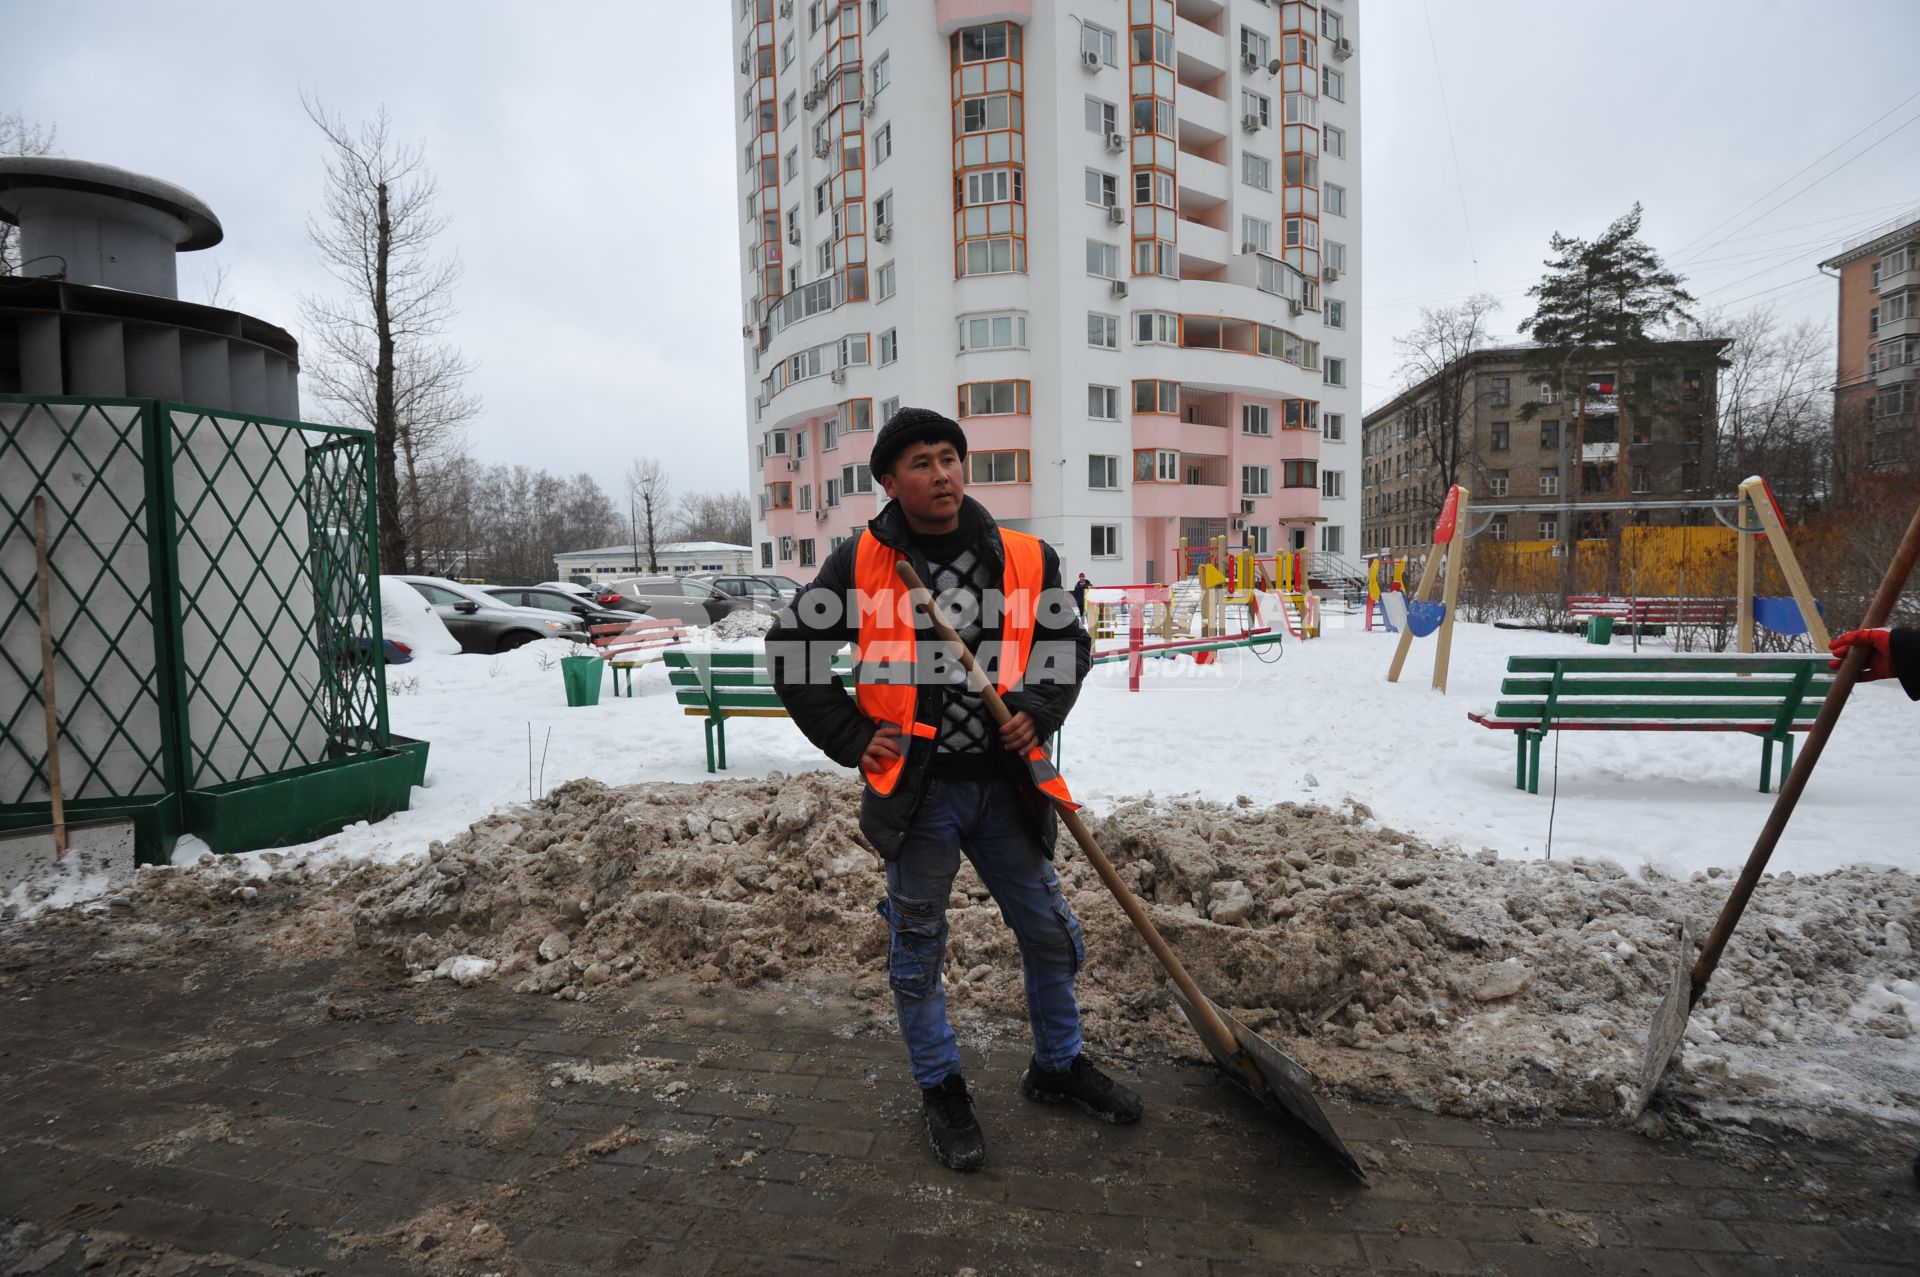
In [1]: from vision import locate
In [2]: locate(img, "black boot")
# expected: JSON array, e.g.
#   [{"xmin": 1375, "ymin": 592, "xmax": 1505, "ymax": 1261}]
[
  {"xmin": 1020, "ymin": 1053, "xmax": 1144, "ymax": 1124},
  {"xmin": 921, "ymin": 1073, "xmax": 986, "ymax": 1171}
]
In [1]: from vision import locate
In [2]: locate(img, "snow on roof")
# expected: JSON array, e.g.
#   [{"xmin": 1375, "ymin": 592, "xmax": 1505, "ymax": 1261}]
[{"xmin": 557, "ymin": 541, "xmax": 751, "ymax": 559}]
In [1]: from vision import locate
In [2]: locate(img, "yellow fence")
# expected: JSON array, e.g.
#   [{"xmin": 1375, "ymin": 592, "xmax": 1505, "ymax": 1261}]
[{"xmin": 1466, "ymin": 525, "xmax": 1809, "ymax": 599}]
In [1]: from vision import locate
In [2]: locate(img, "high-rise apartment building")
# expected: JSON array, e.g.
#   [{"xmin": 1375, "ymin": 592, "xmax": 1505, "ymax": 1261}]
[
  {"xmin": 732, "ymin": 0, "xmax": 1361, "ymax": 583},
  {"xmin": 1819, "ymin": 209, "xmax": 1920, "ymax": 488}
]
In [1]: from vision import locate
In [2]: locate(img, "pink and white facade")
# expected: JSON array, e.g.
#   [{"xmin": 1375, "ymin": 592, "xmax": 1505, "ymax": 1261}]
[{"xmin": 733, "ymin": 0, "xmax": 1361, "ymax": 583}]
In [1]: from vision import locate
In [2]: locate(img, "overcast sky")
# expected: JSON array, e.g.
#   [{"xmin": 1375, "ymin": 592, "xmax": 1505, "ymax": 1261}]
[{"xmin": 12, "ymin": 0, "xmax": 1920, "ymax": 497}]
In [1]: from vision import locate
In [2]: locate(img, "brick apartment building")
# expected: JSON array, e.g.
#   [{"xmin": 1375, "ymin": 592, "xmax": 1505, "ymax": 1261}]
[
  {"xmin": 1818, "ymin": 208, "xmax": 1920, "ymax": 489},
  {"xmin": 1361, "ymin": 340, "xmax": 1727, "ymax": 554}
]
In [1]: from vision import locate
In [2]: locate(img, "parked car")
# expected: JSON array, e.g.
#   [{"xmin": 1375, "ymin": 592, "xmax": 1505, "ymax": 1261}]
[
  {"xmin": 606, "ymin": 575, "xmax": 753, "ymax": 626},
  {"xmin": 694, "ymin": 573, "xmax": 803, "ymax": 608},
  {"xmin": 485, "ymin": 584, "xmax": 650, "ymax": 631},
  {"xmin": 392, "ymin": 575, "xmax": 589, "ymax": 653}
]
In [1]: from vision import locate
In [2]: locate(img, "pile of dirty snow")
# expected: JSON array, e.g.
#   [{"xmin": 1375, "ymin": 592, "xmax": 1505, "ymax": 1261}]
[{"xmin": 707, "ymin": 609, "xmax": 776, "ymax": 640}]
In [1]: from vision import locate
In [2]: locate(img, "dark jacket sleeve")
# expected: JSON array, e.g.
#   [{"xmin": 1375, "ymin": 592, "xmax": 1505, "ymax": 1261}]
[
  {"xmin": 1001, "ymin": 541, "xmax": 1091, "ymax": 742},
  {"xmin": 1892, "ymin": 626, "xmax": 1920, "ymax": 702},
  {"xmin": 767, "ymin": 537, "xmax": 875, "ymax": 769}
]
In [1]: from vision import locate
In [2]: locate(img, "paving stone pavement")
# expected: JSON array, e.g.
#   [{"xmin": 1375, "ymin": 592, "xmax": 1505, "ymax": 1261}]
[{"xmin": 1, "ymin": 930, "xmax": 1915, "ymax": 1276}]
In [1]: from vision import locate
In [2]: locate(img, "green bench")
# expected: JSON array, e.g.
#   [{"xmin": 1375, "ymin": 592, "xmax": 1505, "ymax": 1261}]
[
  {"xmin": 665, "ymin": 648, "xmax": 849, "ymax": 773},
  {"xmin": 1468, "ymin": 653, "xmax": 1834, "ymax": 795}
]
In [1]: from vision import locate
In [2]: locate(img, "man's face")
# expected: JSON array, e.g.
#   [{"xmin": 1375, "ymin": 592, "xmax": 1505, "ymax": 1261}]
[{"xmin": 880, "ymin": 440, "xmax": 966, "ymax": 532}]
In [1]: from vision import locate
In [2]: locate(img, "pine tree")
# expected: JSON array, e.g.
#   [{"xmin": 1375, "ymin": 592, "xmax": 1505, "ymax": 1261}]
[{"xmin": 1519, "ymin": 204, "xmax": 1696, "ymax": 591}]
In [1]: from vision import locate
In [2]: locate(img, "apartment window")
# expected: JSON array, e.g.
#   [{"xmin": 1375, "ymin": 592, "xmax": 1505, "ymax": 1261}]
[
  {"xmin": 1538, "ymin": 382, "xmax": 1559, "ymax": 404},
  {"xmin": 1241, "ymin": 90, "xmax": 1271, "ymax": 127},
  {"xmin": 1487, "ymin": 470, "xmax": 1509, "ymax": 498},
  {"xmin": 1088, "ymin": 312, "xmax": 1120, "ymax": 349},
  {"xmin": 1539, "ymin": 518, "xmax": 1558, "ymax": 541},
  {"xmin": 875, "ymin": 260, "xmax": 895, "ymax": 301},
  {"xmin": 1488, "ymin": 376, "xmax": 1511, "ymax": 407},
  {"xmin": 1135, "ymin": 448, "xmax": 1180, "ymax": 482},
  {"xmin": 1085, "ymin": 96, "xmax": 1117, "ymax": 134},
  {"xmin": 799, "ymin": 538, "xmax": 816, "ymax": 568},
  {"xmin": 794, "ymin": 427, "xmax": 808, "ymax": 459},
  {"xmin": 1135, "ymin": 310, "xmax": 1177, "ymax": 345},
  {"xmin": 1870, "ymin": 306, "xmax": 1881, "ymax": 334},
  {"xmin": 1242, "ymin": 465, "xmax": 1272, "ymax": 497},
  {"xmin": 958, "ymin": 312, "xmax": 1027, "ymax": 351},
  {"xmin": 842, "ymin": 462, "xmax": 874, "ymax": 495},
  {"xmin": 1325, "ymin": 241, "xmax": 1347, "ymax": 272},
  {"xmin": 1134, "ymin": 169, "xmax": 1175, "ymax": 208},
  {"xmin": 1085, "ymin": 169, "xmax": 1118, "ymax": 208},
  {"xmin": 781, "ymin": 92, "xmax": 797, "ymax": 127},
  {"xmin": 826, "ymin": 477, "xmax": 841, "ymax": 505},
  {"xmin": 880, "ymin": 395, "xmax": 899, "ymax": 423},
  {"xmin": 778, "ymin": 535, "xmax": 793, "ymax": 562},
  {"xmin": 958, "ymin": 380, "xmax": 1031, "ymax": 416},
  {"xmin": 1320, "ymin": 525, "xmax": 1343, "ymax": 554},
  {"xmin": 1088, "ymin": 384, "xmax": 1120, "ymax": 420},
  {"xmin": 1082, "ymin": 22, "xmax": 1118, "ymax": 66},
  {"xmin": 1323, "ymin": 412, "xmax": 1344, "ymax": 442},
  {"xmin": 1541, "ymin": 419, "xmax": 1560, "ymax": 449},
  {"xmin": 1486, "ymin": 517, "xmax": 1509, "ymax": 543},
  {"xmin": 1240, "ymin": 27, "xmax": 1271, "ymax": 63},
  {"xmin": 798, "ymin": 484, "xmax": 812, "ymax": 512},
  {"xmin": 1324, "ymin": 123, "xmax": 1345, "ymax": 158},
  {"xmin": 1242, "ymin": 153, "xmax": 1272, "ymax": 191},
  {"xmin": 1540, "ymin": 473, "xmax": 1559, "ymax": 495},
  {"xmin": 958, "ymin": 22, "xmax": 1014, "ymax": 62},
  {"xmin": 1322, "ymin": 469, "xmax": 1344, "ymax": 498},
  {"xmin": 761, "ymin": 542, "xmax": 773, "ymax": 569},
  {"xmin": 1326, "ymin": 299, "xmax": 1345, "ymax": 329},
  {"xmin": 783, "ymin": 148, "xmax": 798, "ymax": 182},
  {"xmin": 1323, "ymin": 66, "xmax": 1345, "ymax": 101},
  {"xmin": 871, "ymin": 191, "xmax": 893, "ymax": 230},
  {"xmin": 964, "ymin": 168, "xmax": 1021, "ymax": 205},
  {"xmin": 960, "ymin": 94, "xmax": 1012, "ymax": 134},
  {"xmin": 781, "ymin": 34, "xmax": 795, "ymax": 67},
  {"xmin": 1086, "ymin": 239, "xmax": 1120, "ymax": 278},
  {"xmin": 959, "ymin": 236, "xmax": 1019, "ymax": 276},
  {"xmin": 968, "ymin": 450, "xmax": 1031, "ymax": 484},
  {"xmin": 871, "ymin": 52, "xmax": 890, "ymax": 95},
  {"xmin": 1091, "ymin": 525, "xmax": 1119, "ymax": 558},
  {"xmin": 869, "ymin": 0, "xmax": 887, "ymax": 22},
  {"xmin": 1682, "ymin": 368, "xmax": 1703, "ymax": 400},
  {"xmin": 1241, "ymin": 216, "xmax": 1272, "ymax": 253},
  {"xmin": 1133, "ymin": 379, "xmax": 1179, "ymax": 414},
  {"xmin": 1243, "ymin": 404, "xmax": 1272, "ymax": 436},
  {"xmin": 1632, "ymin": 466, "xmax": 1651, "ymax": 493},
  {"xmin": 1323, "ymin": 357, "xmax": 1345, "ymax": 387},
  {"xmin": 1325, "ymin": 183, "xmax": 1346, "ymax": 216},
  {"xmin": 816, "ymin": 239, "xmax": 834, "ymax": 273},
  {"xmin": 1088, "ymin": 455, "xmax": 1120, "ymax": 489},
  {"xmin": 823, "ymin": 416, "xmax": 838, "ymax": 451},
  {"xmin": 873, "ymin": 123, "xmax": 892, "ymax": 163},
  {"xmin": 1283, "ymin": 93, "xmax": 1317, "ymax": 127},
  {"xmin": 1491, "ymin": 421, "xmax": 1509, "ymax": 451},
  {"xmin": 878, "ymin": 328, "xmax": 898, "ymax": 364},
  {"xmin": 1286, "ymin": 218, "xmax": 1318, "ymax": 249},
  {"xmin": 1283, "ymin": 459, "xmax": 1317, "ymax": 489}
]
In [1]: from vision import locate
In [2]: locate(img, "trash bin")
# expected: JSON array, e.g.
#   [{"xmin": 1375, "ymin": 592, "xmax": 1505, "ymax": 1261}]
[
  {"xmin": 561, "ymin": 655, "xmax": 604, "ymax": 706},
  {"xmin": 1586, "ymin": 616, "xmax": 1615, "ymax": 645}
]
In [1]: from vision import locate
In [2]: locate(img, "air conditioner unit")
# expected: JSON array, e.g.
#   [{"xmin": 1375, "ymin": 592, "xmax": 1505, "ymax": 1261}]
[
  {"xmin": 863, "ymin": 95, "xmax": 878, "ymax": 116},
  {"xmin": 787, "ymin": 226, "xmax": 800, "ymax": 244},
  {"xmin": 1241, "ymin": 50, "xmax": 1260, "ymax": 70},
  {"xmin": 1286, "ymin": 298, "xmax": 1304, "ymax": 317},
  {"xmin": 1242, "ymin": 113, "xmax": 1263, "ymax": 132},
  {"xmin": 815, "ymin": 510, "xmax": 828, "ymax": 521},
  {"xmin": 1106, "ymin": 204, "xmax": 1125, "ymax": 225},
  {"xmin": 785, "ymin": 459, "xmax": 799, "ymax": 472},
  {"xmin": 813, "ymin": 139, "xmax": 832, "ymax": 158},
  {"xmin": 1240, "ymin": 499, "xmax": 1256, "ymax": 515},
  {"xmin": 1334, "ymin": 36, "xmax": 1354, "ymax": 61},
  {"xmin": 803, "ymin": 89, "xmax": 821, "ymax": 109},
  {"xmin": 779, "ymin": 0, "xmax": 792, "ymax": 14},
  {"xmin": 873, "ymin": 221, "xmax": 892, "ymax": 241},
  {"xmin": 1106, "ymin": 131, "xmax": 1126, "ymax": 152},
  {"xmin": 1323, "ymin": 266, "xmax": 1341, "ymax": 282},
  {"xmin": 1109, "ymin": 279, "xmax": 1129, "ymax": 298},
  {"xmin": 740, "ymin": 57, "xmax": 753, "ymax": 74},
  {"xmin": 1231, "ymin": 517, "xmax": 1248, "ymax": 532},
  {"xmin": 1240, "ymin": 241, "xmax": 1259, "ymax": 255},
  {"xmin": 830, "ymin": 368, "xmax": 847, "ymax": 383},
  {"xmin": 1081, "ymin": 48, "xmax": 1102, "ymax": 70},
  {"xmin": 741, "ymin": 324, "xmax": 755, "ymax": 337}
]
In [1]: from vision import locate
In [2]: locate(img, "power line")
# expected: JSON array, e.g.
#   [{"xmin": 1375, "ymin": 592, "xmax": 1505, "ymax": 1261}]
[{"xmin": 1422, "ymin": 2, "xmax": 1478, "ymax": 279}]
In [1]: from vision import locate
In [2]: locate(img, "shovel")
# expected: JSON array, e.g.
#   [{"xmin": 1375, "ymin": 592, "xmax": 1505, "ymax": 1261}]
[
  {"xmin": 32, "ymin": 496, "xmax": 68, "ymax": 859},
  {"xmin": 895, "ymin": 561, "xmax": 1368, "ymax": 1183},
  {"xmin": 1630, "ymin": 500, "xmax": 1920, "ymax": 1120}
]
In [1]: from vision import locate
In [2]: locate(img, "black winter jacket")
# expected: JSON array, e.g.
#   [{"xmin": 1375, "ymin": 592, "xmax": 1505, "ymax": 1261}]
[
  {"xmin": 1891, "ymin": 626, "xmax": 1920, "ymax": 701},
  {"xmin": 766, "ymin": 496, "xmax": 1091, "ymax": 860}
]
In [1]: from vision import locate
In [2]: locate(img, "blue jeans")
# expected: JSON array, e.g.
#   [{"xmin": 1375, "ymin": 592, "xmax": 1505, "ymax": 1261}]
[{"xmin": 878, "ymin": 774, "xmax": 1086, "ymax": 1088}]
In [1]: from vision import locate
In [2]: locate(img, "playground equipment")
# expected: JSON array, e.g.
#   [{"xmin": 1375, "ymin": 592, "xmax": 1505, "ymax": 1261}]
[
  {"xmin": 1089, "ymin": 576, "xmax": 1280, "ymax": 691},
  {"xmin": 1363, "ymin": 555, "xmax": 1407, "ymax": 632},
  {"xmin": 1735, "ymin": 476, "xmax": 1829, "ymax": 652},
  {"xmin": 1386, "ymin": 486, "xmax": 1471, "ymax": 693}
]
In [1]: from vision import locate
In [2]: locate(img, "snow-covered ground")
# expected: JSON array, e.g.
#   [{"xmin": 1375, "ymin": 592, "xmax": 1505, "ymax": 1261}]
[{"xmin": 156, "ymin": 606, "xmax": 1915, "ymax": 882}]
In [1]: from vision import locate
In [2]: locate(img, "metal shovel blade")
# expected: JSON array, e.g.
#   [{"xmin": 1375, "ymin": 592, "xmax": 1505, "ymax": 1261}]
[
  {"xmin": 1170, "ymin": 985, "xmax": 1369, "ymax": 1183},
  {"xmin": 1628, "ymin": 921, "xmax": 1697, "ymax": 1121}
]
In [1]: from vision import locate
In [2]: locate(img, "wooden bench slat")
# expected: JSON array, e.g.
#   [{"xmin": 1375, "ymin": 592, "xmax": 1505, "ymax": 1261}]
[
  {"xmin": 1504, "ymin": 654, "xmax": 1826, "ymax": 675},
  {"xmin": 1493, "ymin": 699, "xmax": 1821, "ymax": 722},
  {"xmin": 1499, "ymin": 676, "xmax": 1834, "ymax": 699}
]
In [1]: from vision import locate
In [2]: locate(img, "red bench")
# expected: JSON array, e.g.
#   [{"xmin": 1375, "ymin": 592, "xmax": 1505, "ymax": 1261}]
[
  {"xmin": 1566, "ymin": 595, "xmax": 1733, "ymax": 627},
  {"xmin": 589, "ymin": 618, "xmax": 689, "ymax": 696}
]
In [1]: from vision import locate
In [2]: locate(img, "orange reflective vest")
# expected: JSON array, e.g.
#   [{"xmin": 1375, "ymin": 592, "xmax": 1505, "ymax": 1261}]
[{"xmin": 852, "ymin": 529, "xmax": 1074, "ymax": 808}]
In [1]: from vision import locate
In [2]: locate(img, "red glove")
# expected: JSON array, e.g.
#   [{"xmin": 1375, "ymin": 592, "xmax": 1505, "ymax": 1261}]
[{"xmin": 1828, "ymin": 629, "xmax": 1894, "ymax": 680}]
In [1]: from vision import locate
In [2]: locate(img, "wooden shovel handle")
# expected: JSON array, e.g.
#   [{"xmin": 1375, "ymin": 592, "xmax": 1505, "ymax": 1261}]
[
  {"xmin": 33, "ymin": 496, "xmax": 67, "ymax": 858},
  {"xmin": 891, "ymin": 561, "xmax": 1252, "ymax": 1068},
  {"xmin": 1691, "ymin": 500, "xmax": 1920, "ymax": 1003}
]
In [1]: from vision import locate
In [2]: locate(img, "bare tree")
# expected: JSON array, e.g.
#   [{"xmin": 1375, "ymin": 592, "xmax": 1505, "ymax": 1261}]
[
  {"xmin": 625, "ymin": 458, "xmax": 673, "ymax": 572},
  {"xmin": 298, "ymin": 95, "xmax": 476, "ymax": 572},
  {"xmin": 1, "ymin": 111, "xmax": 58, "ymax": 275},
  {"xmin": 1392, "ymin": 293, "xmax": 1502, "ymax": 531},
  {"xmin": 1704, "ymin": 307, "xmax": 1832, "ymax": 514},
  {"xmin": 199, "ymin": 261, "xmax": 233, "ymax": 309},
  {"xmin": 677, "ymin": 490, "xmax": 752, "ymax": 547}
]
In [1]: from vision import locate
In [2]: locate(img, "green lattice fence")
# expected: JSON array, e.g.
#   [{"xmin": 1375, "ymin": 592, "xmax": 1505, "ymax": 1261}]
[{"xmin": 2, "ymin": 394, "xmax": 422, "ymax": 862}]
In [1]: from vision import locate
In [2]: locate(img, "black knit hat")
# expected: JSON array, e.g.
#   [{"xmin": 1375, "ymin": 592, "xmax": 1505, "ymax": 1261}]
[{"xmin": 869, "ymin": 406, "xmax": 968, "ymax": 478}]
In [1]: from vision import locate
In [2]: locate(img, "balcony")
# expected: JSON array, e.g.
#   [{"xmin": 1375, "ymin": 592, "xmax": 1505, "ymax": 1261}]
[
  {"xmin": 1176, "ymin": 219, "xmax": 1230, "ymax": 278},
  {"xmin": 1176, "ymin": 151, "xmax": 1227, "ymax": 207},
  {"xmin": 1176, "ymin": 84, "xmax": 1229, "ymax": 146},
  {"xmin": 1175, "ymin": 16, "xmax": 1226, "ymax": 76}
]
